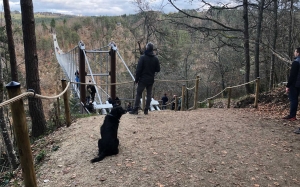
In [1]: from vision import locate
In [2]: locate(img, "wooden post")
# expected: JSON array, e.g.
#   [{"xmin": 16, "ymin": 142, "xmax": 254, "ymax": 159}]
[
  {"xmin": 254, "ymin": 77, "xmax": 260, "ymax": 108},
  {"xmin": 57, "ymin": 97, "xmax": 60, "ymax": 117},
  {"xmin": 181, "ymin": 85, "xmax": 185, "ymax": 111},
  {"xmin": 61, "ymin": 80, "xmax": 71, "ymax": 127},
  {"xmin": 208, "ymin": 99, "xmax": 213, "ymax": 108},
  {"xmin": 6, "ymin": 81, "xmax": 37, "ymax": 187},
  {"xmin": 175, "ymin": 96, "xmax": 178, "ymax": 111},
  {"xmin": 227, "ymin": 87, "xmax": 232, "ymax": 108},
  {"xmin": 54, "ymin": 99, "xmax": 60, "ymax": 127},
  {"xmin": 142, "ymin": 89, "xmax": 146, "ymax": 110},
  {"xmin": 78, "ymin": 41, "xmax": 86, "ymax": 104},
  {"xmin": 110, "ymin": 45, "xmax": 116, "ymax": 100},
  {"xmin": 193, "ymin": 75, "xmax": 200, "ymax": 109}
]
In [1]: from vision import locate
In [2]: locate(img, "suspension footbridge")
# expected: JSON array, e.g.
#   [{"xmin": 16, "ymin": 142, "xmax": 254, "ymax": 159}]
[{"xmin": 52, "ymin": 34, "xmax": 160, "ymax": 114}]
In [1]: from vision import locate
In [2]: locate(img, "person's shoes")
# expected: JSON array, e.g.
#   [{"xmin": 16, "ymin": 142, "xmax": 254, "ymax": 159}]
[
  {"xmin": 129, "ymin": 108, "xmax": 138, "ymax": 115},
  {"xmin": 294, "ymin": 128, "xmax": 300, "ymax": 134},
  {"xmin": 288, "ymin": 117, "xmax": 297, "ymax": 121},
  {"xmin": 144, "ymin": 108, "xmax": 148, "ymax": 115},
  {"xmin": 282, "ymin": 115, "xmax": 291, "ymax": 119},
  {"xmin": 282, "ymin": 115, "xmax": 297, "ymax": 121}
]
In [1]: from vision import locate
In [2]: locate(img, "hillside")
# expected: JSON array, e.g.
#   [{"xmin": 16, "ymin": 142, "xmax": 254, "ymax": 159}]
[
  {"xmin": 4, "ymin": 85, "xmax": 300, "ymax": 186},
  {"xmin": 7, "ymin": 103, "xmax": 300, "ymax": 186}
]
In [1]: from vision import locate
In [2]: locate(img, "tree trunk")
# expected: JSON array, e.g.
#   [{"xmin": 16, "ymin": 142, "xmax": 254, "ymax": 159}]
[
  {"xmin": 20, "ymin": 0, "xmax": 46, "ymax": 137},
  {"xmin": 243, "ymin": 0, "xmax": 251, "ymax": 94},
  {"xmin": 288, "ymin": 0, "xmax": 294, "ymax": 60},
  {"xmin": 0, "ymin": 57, "xmax": 19, "ymax": 169},
  {"xmin": 269, "ymin": 0, "xmax": 278, "ymax": 90},
  {"xmin": 286, "ymin": 0, "xmax": 294, "ymax": 82},
  {"xmin": 3, "ymin": 0, "xmax": 18, "ymax": 82},
  {"xmin": 254, "ymin": 0, "xmax": 265, "ymax": 79}
]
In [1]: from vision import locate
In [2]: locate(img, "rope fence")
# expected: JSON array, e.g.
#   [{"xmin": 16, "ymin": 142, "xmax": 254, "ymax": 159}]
[
  {"xmin": 0, "ymin": 82, "xmax": 71, "ymax": 109},
  {"xmin": 71, "ymin": 77, "xmax": 199, "ymax": 87},
  {"xmin": 197, "ymin": 78, "xmax": 260, "ymax": 108},
  {"xmin": 198, "ymin": 88, "xmax": 228, "ymax": 104},
  {"xmin": 158, "ymin": 77, "xmax": 260, "ymax": 111},
  {"xmin": 1, "ymin": 77, "xmax": 259, "ymax": 112}
]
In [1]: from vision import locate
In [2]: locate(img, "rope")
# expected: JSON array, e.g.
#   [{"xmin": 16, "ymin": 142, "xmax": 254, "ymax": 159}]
[
  {"xmin": 70, "ymin": 81, "xmax": 134, "ymax": 86},
  {"xmin": 71, "ymin": 78, "xmax": 201, "ymax": 87},
  {"xmin": 34, "ymin": 82, "xmax": 71, "ymax": 99},
  {"xmin": 197, "ymin": 79, "xmax": 257, "ymax": 104},
  {"xmin": 186, "ymin": 86, "xmax": 195, "ymax": 90},
  {"xmin": 0, "ymin": 82, "xmax": 71, "ymax": 108},
  {"xmin": 229, "ymin": 79, "xmax": 256, "ymax": 88},
  {"xmin": 0, "ymin": 92, "xmax": 32, "ymax": 108},
  {"xmin": 164, "ymin": 96, "xmax": 182, "ymax": 106},
  {"xmin": 155, "ymin": 78, "xmax": 198, "ymax": 83},
  {"xmin": 198, "ymin": 88, "xmax": 227, "ymax": 104}
]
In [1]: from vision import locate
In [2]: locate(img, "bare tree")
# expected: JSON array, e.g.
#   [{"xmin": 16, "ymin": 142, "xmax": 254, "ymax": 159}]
[
  {"xmin": 20, "ymin": 0, "xmax": 47, "ymax": 137},
  {"xmin": 269, "ymin": 0, "xmax": 278, "ymax": 90},
  {"xmin": 0, "ymin": 58, "xmax": 19, "ymax": 169},
  {"xmin": 164, "ymin": 0, "xmax": 252, "ymax": 93},
  {"xmin": 242, "ymin": 0, "xmax": 252, "ymax": 94},
  {"xmin": 254, "ymin": 0, "xmax": 266, "ymax": 78},
  {"xmin": 3, "ymin": 0, "xmax": 18, "ymax": 81}
]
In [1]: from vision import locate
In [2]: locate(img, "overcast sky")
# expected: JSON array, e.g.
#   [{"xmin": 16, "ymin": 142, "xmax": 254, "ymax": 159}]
[{"xmin": 4, "ymin": 0, "xmax": 234, "ymax": 17}]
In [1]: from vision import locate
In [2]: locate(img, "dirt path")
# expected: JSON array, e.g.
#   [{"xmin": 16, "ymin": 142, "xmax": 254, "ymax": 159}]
[{"xmin": 12, "ymin": 108, "xmax": 300, "ymax": 187}]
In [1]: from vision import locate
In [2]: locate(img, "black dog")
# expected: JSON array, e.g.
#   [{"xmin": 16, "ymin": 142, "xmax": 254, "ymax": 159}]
[{"xmin": 91, "ymin": 106, "xmax": 126, "ymax": 163}]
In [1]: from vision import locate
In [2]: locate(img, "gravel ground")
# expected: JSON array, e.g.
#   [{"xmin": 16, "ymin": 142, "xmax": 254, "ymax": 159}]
[{"xmin": 8, "ymin": 108, "xmax": 300, "ymax": 187}]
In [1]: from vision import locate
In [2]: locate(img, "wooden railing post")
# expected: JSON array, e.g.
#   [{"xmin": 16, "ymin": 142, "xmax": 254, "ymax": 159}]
[
  {"xmin": 227, "ymin": 87, "xmax": 232, "ymax": 108},
  {"xmin": 208, "ymin": 99, "xmax": 213, "ymax": 108},
  {"xmin": 181, "ymin": 85, "xmax": 186, "ymax": 111},
  {"xmin": 6, "ymin": 81, "xmax": 37, "ymax": 187},
  {"xmin": 193, "ymin": 75, "xmax": 200, "ymax": 109},
  {"xmin": 254, "ymin": 77, "xmax": 260, "ymax": 108},
  {"xmin": 61, "ymin": 80, "xmax": 71, "ymax": 127},
  {"xmin": 57, "ymin": 97, "xmax": 60, "ymax": 117},
  {"xmin": 78, "ymin": 41, "xmax": 86, "ymax": 104}
]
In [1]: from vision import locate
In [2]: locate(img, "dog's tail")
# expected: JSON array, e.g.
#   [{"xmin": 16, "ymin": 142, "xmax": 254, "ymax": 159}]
[{"xmin": 90, "ymin": 152, "xmax": 106, "ymax": 163}]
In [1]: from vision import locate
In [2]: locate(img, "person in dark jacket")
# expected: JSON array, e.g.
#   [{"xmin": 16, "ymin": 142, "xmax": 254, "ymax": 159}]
[
  {"xmin": 161, "ymin": 93, "xmax": 168, "ymax": 110},
  {"xmin": 87, "ymin": 81, "xmax": 96, "ymax": 103},
  {"xmin": 129, "ymin": 42, "xmax": 160, "ymax": 115},
  {"xmin": 283, "ymin": 47, "xmax": 300, "ymax": 123},
  {"xmin": 285, "ymin": 48, "xmax": 300, "ymax": 134}
]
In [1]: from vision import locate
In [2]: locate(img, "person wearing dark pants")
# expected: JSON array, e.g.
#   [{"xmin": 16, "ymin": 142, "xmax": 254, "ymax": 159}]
[
  {"xmin": 161, "ymin": 93, "xmax": 168, "ymax": 110},
  {"xmin": 282, "ymin": 47, "xmax": 300, "ymax": 134},
  {"xmin": 132, "ymin": 82, "xmax": 153, "ymax": 114},
  {"xmin": 87, "ymin": 81, "xmax": 96, "ymax": 103},
  {"xmin": 129, "ymin": 42, "xmax": 160, "ymax": 115}
]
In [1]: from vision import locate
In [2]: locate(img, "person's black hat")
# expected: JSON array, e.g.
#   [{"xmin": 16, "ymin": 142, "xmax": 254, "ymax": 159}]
[{"xmin": 146, "ymin": 42, "xmax": 154, "ymax": 51}]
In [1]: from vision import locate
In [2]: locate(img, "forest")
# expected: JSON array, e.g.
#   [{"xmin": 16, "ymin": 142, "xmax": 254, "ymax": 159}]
[{"xmin": 1, "ymin": 0, "xmax": 300, "ymax": 185}]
